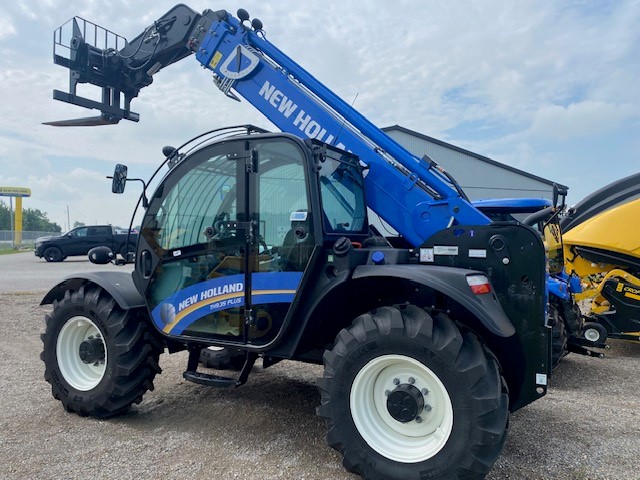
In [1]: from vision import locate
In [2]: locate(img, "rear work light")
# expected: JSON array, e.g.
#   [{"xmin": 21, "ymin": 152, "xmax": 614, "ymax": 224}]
[{"xmin": 466, "ymin": 274, "xmax": 492, "ymax": 295}]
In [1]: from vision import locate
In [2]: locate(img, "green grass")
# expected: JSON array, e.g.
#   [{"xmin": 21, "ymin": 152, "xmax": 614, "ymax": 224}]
[{"xmin": 0, "ymin": 244, "xmax": 33, "ymax": 255}]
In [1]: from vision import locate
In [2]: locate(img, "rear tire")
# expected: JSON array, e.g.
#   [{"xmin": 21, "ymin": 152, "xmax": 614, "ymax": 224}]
[
  {"xmin": 317, "ymin": 304, "xmax": 509, "ymax": 480},
  {"xmin": 43, "ymin": 247, "xmax": 63, "ymax": 262},
  {"xmin": 41, "ymin": 285, "xmax": 163, "ymax": 418},
  {"xmin": 550, "ymin": 305, "xmax": 568, "ymax": 369}
]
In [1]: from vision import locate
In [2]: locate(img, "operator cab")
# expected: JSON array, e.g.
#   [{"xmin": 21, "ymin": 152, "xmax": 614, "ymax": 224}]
[{"xmin": 130, "ymin": 133, "xmax": 368, "ymax": 346}]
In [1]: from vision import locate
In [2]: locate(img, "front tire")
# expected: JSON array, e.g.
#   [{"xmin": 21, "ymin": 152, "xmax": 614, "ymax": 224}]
[
  {"xmin": 317, "ymin": 305, "xmax": 509, "ymax": 480},
  {"xmin": 43, "ymin": 247, "xmax": 63, "ymax": 262},
  {"xmin": 41, "ymin": 285, "xmax": 162, "ymax": 418}
]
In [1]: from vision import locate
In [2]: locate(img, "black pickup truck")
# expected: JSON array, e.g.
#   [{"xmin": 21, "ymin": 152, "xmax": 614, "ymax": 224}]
[{"xmin": 34, "ymin": 225, "xmax": 138, "ymax": 262}]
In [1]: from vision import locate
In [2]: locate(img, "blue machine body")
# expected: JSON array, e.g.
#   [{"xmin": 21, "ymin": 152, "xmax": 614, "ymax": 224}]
[{"xmin": 473, "ymin": 197, "xmax": 582, "ymax": 303}]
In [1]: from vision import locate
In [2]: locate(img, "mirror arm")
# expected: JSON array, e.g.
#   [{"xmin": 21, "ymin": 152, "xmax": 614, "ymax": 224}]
[
  {"xmin": 106, "ymin": 175, "xmax": 149, "ymax": 208},
  {"xmin": 128, "ymin": 178, "xmax": 149, "ymax": 208}
]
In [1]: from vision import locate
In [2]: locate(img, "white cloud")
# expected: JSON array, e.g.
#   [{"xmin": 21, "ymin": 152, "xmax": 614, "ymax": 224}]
[
  {"xmin": 529, "ymin": 101, "xmax": 634, "ymax": 140},
  {"xmin": 0, "ymin": 15, "xmax": 16, "ymax": 39}
]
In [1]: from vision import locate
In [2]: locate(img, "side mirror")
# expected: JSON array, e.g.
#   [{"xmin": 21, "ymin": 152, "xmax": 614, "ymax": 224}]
[
  {"xmin": 111, "ymin": 164, "xmax": 128, "ymax": 194},
  {"xmin": 108, "ymin": 163, "xmax": 149, "ymax": 208},
  {"xmin": 107, "ymin": 163, "xmax": 149, "ymax": 208},
  {"xmin": 88, "ymin": 246, "xmax": 114, "ymax": 264}
]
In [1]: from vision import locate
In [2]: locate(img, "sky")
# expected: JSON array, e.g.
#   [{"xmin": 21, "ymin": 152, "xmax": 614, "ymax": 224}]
[{"xmin": 0, "ymin": 0, "xmax": 638, "ymax": 231}]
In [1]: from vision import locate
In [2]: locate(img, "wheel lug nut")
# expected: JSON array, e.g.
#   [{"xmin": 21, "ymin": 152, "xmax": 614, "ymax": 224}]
[
  {"xmin": 424, "ymin": 404, "xmax": 432, "ymax": 412},
  {"xmin": 422, "ymin": 388, "xmax": 429, "ymax": 395},
  {"xmin": 408, "ymin": 377, "xmax": 415, "ymax": 385},
  {"xmin": 393, "ymin": 378, "xmax": 400, "ymax": 386},
  {"xmin": 385, "ymin": 390, "xmax": 391, "ymax": 397},
  {"xmin": 416, "ymin": 416, "xmax": 423, "ymax": 423}
]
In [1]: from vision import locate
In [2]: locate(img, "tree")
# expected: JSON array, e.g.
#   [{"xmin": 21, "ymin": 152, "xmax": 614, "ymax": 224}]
[
  {"xmin": 0, "ymin": 201, "xmax": 9, "ymax": 230},
  {"xmin": 22, "ymin": 208, "xmax": 62, "ymax": 232},
  {"xmin": 0, "ymin": 201, "xmax": 61, "ymax": 232}
]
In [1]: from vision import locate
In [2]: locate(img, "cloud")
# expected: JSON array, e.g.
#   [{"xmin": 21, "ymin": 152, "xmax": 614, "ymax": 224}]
[
  {"xmin": 0, "ymin": 14, "xmax": 16, "ymax": 39},
  {"xmin": 529, "ymin": 101, "xmax": 634, "ymax": 141}
]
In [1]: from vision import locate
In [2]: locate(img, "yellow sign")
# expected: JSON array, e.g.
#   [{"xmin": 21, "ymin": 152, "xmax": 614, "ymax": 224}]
[
  {"xmin": 209, "ymin": 51, "xmax": 223, "ymax": 69},
  {"xmin": 0, "ymin": 187, "xmax": 31, "ymax": 197}
]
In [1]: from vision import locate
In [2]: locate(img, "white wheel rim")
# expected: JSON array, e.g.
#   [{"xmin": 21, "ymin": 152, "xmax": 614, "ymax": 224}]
[
  {"xmin": 585, "ymin": 328, "xmax": 600, "ymax": 342},
  {"xmin": 350, "ymin": 354, "xmax": 454, "ymax": 463},
  {"xmin": 56, "ymin": 316, "xmax": 107, "ymax": 391}
]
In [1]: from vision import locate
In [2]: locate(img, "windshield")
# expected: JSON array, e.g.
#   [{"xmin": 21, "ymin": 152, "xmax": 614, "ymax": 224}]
[{"xmin": 141, "ymin": 152, "xmax": 237, "ymax": 254}]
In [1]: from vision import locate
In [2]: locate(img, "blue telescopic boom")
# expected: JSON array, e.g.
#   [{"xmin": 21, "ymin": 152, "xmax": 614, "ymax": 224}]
[{"xmin": 49, "ymin": 6, "xmax": 490, "ymax": 246}]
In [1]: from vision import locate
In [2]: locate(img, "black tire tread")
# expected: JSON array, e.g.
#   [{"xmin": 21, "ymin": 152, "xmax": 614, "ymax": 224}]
[
  {"xmin": 317, "ymin": 304, "xmax": 508, "ymax": 480},
  {"xmin": 43, "ymin": 246, "xmax": 63, "ymax": 262},
  {"xmin": 41, "ymin": 285, "xmax": 162, "ymax": 418},
  {"xmin": 551, "ymin": 305, "xmax": 568, "ymax": 369}
]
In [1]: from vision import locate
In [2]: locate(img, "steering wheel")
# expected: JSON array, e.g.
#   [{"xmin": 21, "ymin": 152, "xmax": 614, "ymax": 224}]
[
  {"xmin": 257, "ymin": 235, "xmax": 269, "ymax": 254},
  {"xmin": 212, "ymin": 212, "xmax": 232, "ymax": 239}
]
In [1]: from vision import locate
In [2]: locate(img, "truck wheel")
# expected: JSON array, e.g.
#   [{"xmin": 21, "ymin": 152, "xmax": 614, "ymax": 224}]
[
  {"xmin": 43, "ymin": 247, "xmax": 63, "ymax": 262},
  {"xmin": 200, "ymin": 346, "xmax": 245, "ymax": 370},
  {"xmin": 550, "ymin": 305, "xmax": 568, "ymax": 369},
  {"xmin": 120, "ymin": 244, "xmax": 134, "ymax": 258},
  {"xmin": 41, "ymin": 285, "xmax": 162, "ymax": 418},
  {"xmin": 317, "ymin": 304, "xmax": 508, "ymax": 480}
]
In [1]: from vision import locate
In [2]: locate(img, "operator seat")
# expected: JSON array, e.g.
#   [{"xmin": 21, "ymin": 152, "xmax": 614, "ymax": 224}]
[{"xmin": 280, "ymin": 211, "xmax": 315, "ymax": 271}]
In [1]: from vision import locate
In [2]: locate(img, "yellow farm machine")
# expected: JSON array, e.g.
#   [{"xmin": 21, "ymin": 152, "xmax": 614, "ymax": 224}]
[{"xmin": 561, "ymin": 172, "xmax": 640, "ymax": 345}]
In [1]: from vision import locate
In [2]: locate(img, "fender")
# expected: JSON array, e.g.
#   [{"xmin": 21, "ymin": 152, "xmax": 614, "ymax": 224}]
[
  {"xmin": 352, "ymin": 264, "xmax": 515, "ymax": 337},
  {"xmin": 40, "ymin": 271, "xmax": 145, "ymax": 310}
]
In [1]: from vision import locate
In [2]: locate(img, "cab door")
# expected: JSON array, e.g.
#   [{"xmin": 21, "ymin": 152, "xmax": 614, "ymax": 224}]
[{"xmin": 135, "ymin": 136, "xmax": 314, "ymax": 346}]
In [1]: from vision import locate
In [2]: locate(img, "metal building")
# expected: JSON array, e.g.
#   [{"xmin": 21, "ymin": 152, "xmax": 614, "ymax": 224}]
[{"xmin": 383, "ymin": 125, "xmax": 566, "ymax": 201}]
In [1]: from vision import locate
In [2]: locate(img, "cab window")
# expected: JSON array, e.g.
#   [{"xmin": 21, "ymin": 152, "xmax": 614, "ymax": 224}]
[
  {"xmin": 319, "ymin": 157, "xmax": 366, "ymax": 234},
  {"xmin": 144, "ymin": 154, "xmax": 237, "ymax": 253}
]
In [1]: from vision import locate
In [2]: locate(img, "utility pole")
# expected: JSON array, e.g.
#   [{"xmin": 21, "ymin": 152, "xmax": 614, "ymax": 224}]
[{"xmin": 9, "ymin": 197, "xmax": 14, "ymax": 248}]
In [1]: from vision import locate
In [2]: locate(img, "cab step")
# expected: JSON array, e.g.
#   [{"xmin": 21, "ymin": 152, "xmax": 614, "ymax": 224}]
[
  {"xmin": 183, "ymin": 370, "xmax": 235, "ymax": 387},
  {"xmin": 183, "ymin": 348, "xmax": 258, "ymax": 388}
]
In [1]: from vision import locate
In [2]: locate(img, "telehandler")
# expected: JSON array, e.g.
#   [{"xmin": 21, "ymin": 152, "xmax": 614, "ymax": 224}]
[{"xmin": 41, "ymin": 6, "xmax": 553, "ymax": 479}]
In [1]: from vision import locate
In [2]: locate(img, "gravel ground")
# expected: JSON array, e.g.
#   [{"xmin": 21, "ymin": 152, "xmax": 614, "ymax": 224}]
[{"xmin": 1, "ymin": 253, "xmax": 639, "ymax": 479}]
